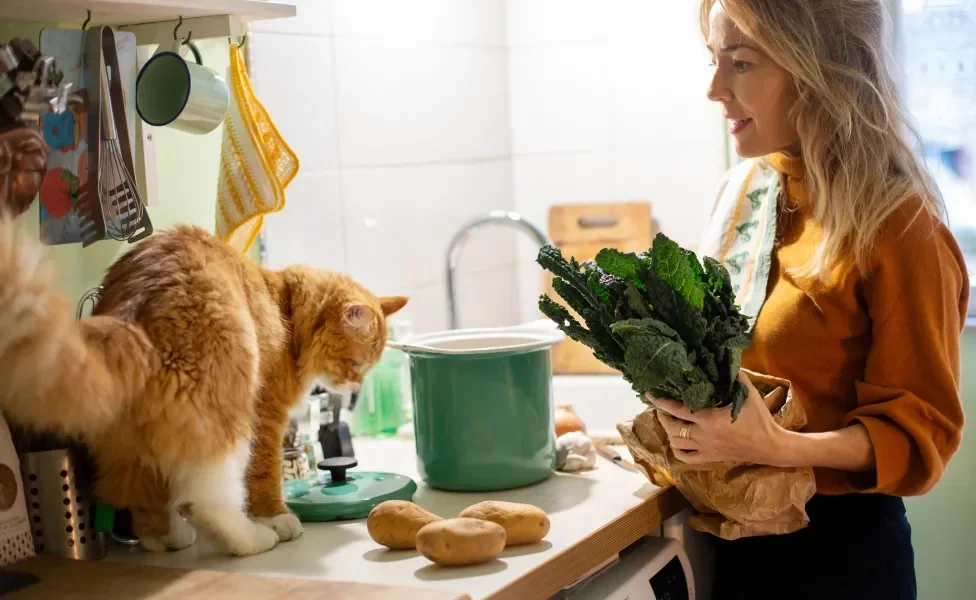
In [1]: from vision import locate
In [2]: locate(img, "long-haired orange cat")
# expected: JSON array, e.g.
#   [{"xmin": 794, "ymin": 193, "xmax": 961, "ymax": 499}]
[{"xmin": 0, "ymin": 216, "xmax": 406, "ymax": 556}]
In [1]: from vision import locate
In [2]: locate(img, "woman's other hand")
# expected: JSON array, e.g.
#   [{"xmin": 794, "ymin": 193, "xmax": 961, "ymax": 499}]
[{"xmin": 647, "ymin": 372, "xmax": 787, "ymax": 465}]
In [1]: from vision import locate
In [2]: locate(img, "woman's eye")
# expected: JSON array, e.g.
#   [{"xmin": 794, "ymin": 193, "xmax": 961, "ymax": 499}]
[{"xmin": 733, "ymin": 60, "xmax": 751, "ymax": 73}]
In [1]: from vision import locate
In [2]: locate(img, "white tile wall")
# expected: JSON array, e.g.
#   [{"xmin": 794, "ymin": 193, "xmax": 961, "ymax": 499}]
[
  {"xmin": 249, "ymin": 0, "xmax": 729, "ymax": 331},
  {"xmin": 506, "ymin": 0, "xmax": 610, "ymax": 46},
  {"xmin": 262, "ymin": 174, "xmax": 346, "ymax": 272},
  {"xmin": 249, "ymin": 0, "xmax": 333, "ymax": 35},
  {"xmin": 250, "ymin": 2, "xmax": 518, "ymax": 334},
  {"xmin": 334, "ymin": 40, "xmax": 510, "ymax": 167},
  {"xmin": 248, "ymin": 32, "xmax": 339, "ymax": 173},
  {"xmin": 508, "ymin": 43, "xmax": 611, "ymax": 156},
  {"xmin": 333, "ymin": 0, "xmax": 505, "ymax": 46}
]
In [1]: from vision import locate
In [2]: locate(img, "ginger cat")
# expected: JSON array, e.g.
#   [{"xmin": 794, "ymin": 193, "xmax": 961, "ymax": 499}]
[{"xmin": 0, "ymin": 217, "xmax": 406, "ymax": 556}]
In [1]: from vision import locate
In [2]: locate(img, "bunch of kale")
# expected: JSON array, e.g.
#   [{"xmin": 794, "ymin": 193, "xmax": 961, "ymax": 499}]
[{"xmin": 538, "ymin": 233, "xmax": 752, "ymax": 419}]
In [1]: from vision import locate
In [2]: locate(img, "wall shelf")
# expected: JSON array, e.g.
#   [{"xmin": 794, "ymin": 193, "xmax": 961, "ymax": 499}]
[{"xmin": 2, "ymin": 0, "xmax": 296, "ymax": 27}]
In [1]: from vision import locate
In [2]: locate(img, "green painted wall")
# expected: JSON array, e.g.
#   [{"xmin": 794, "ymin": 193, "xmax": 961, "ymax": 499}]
[
  {"xmin": 1, "ymin": 20, "xmax": 232, "ymax": 305},
  {"xmin": 906, "ymin": 327, "xmax": 976, "ymax": 600}
]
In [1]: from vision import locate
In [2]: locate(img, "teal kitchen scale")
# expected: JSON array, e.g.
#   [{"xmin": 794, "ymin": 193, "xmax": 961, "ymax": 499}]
[{"xmin": 283, "ymin": 457, "xmax": 418, "ymax": 522}]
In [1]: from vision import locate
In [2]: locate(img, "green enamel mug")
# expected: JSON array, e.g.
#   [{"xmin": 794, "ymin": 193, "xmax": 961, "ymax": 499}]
[
  {"xmin": 136, "ymin": 38, "xmax": 229, "ymax": 135},
  {"xmin": 389, "ymin": 322, "xmax": 563, "ymax": 492}
]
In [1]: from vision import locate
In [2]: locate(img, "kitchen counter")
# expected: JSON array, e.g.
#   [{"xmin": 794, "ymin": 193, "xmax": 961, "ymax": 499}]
[{"xmin": 81, "ymin": 439, "xmax": 685, "ymax": 600}]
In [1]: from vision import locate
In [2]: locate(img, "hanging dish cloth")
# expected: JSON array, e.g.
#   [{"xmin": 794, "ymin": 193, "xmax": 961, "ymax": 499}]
[
  {"xmin": 697, "ymin": 158, "xmax": 781, "ymax": 328},
  {"xmin": 216, "ymin": 41, "xmax": 298, "ymax": 254}
]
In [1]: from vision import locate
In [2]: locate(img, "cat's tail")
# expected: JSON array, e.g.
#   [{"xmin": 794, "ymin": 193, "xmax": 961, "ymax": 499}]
[{"xmin": 0, "ymin": 214, "xmax": 154, "ymax": 437}]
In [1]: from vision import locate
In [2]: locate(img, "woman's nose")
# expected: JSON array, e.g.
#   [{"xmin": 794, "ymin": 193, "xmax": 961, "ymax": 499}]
[{"xmin": 707, "ymin": 69, "xmax": 731, "ymax": 103}]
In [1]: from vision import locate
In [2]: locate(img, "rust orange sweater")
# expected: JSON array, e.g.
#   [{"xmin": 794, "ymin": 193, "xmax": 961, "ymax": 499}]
[{"xmin": 743, "ymin": 152, "xmax": 970, "ymax": 496}]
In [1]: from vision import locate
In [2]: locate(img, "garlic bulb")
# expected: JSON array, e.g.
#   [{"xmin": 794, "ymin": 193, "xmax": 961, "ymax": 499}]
[{"xmin": 554, "ymin": 431, "xmax": 597, "ymax": 472}]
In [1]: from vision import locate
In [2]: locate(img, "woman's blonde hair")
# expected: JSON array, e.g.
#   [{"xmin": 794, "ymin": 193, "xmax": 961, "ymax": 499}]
[{"xmin": 701, "ymin": 0, "xmax": 944, "ymax": 279}]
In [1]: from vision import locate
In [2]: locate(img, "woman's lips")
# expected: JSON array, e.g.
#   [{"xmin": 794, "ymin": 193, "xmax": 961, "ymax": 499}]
[{"xmin": 730, "ymin": 118, "xmax": 753, "ymax": 135}]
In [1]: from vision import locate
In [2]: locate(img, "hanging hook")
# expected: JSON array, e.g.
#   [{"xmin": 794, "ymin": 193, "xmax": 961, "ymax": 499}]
[
  {"xmin": 228, "ymin": 34, "xmax": 247, "ymax": 49},
  {"xmin": 81, "ymin": 9, "xmax": 91, "ymax": 30},
  {"xmin": 173, "ymin": 15, "xmax": 192, "ymax": 44}
]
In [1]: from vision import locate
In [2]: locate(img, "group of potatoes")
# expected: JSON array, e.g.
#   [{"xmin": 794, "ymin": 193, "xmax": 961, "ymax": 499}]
[{"xmin": 367, "ymin": 499, "xmax": 550, "ymax": 567}]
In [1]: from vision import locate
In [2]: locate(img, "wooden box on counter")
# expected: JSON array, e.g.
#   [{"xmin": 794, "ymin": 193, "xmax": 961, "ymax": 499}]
[{"xmin": 544, "ymin": 202, "xmax": 653, "ymax": 375}]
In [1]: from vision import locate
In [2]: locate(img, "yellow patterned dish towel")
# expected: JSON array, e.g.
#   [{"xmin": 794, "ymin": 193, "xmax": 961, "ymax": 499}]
[{"xmin": 216, "ymin": 42, "xmax": 299, "ymax": 254}]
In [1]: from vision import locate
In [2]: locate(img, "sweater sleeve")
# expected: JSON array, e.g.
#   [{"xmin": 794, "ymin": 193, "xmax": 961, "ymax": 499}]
[{"xmin": 842, "ymin": 210, "xmax": 970, "ymax": 496}]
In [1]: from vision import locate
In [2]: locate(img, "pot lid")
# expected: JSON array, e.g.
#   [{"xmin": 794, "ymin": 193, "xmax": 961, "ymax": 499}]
[
  {"xmin": 388, "ymin": 320, "xmax": 564, "ymax": 356},
  {"xmin": 283, "ymin": 457, "xmax": 417, "ymax": 522}
]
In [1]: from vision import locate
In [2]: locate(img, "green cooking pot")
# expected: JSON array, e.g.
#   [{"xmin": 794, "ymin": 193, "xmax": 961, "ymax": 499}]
[{"xmin": 389, "ymin": 323, "xmax": 563, "ymax": 492}]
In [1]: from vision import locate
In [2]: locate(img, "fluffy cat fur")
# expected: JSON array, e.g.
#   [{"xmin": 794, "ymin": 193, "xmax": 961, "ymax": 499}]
[{"xmin": 0, "ymin": 215, "xmax": 406, "ymax": 556}]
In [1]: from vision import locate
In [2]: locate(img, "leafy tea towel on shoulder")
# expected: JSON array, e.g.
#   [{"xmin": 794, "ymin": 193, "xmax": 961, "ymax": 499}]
[
  {"xmin": 216, "ymin": 42, "xmax": 299, "ymax": 254},
  {"xmin": 697, "ymin": 158, "xmax": 781, "ymax": 328}
]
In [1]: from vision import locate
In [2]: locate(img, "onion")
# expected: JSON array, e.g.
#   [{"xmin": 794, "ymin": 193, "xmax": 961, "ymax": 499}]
[{"xmin": 554, "ymin": 405, "xmax": 586, "ymax": 437}]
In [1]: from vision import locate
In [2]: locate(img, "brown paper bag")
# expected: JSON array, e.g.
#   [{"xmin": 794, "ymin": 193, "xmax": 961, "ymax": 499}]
[
  {"xmin": 0, "ymin": 413, "xmax": 34, "ymax": 565},
  {"xmin": 617, "ymin": 369, "xmax": 816, "ymax": 540}
]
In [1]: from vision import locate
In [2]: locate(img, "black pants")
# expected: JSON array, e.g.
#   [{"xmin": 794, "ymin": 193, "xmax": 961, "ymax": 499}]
[{"xmin": 711, "ymin": 493, "xmax": 916, "ymax": 599}]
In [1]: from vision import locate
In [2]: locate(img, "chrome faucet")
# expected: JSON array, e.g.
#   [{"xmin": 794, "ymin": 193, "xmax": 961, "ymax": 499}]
[{"xmin": 446, "ymin": 210, "xmax": 551, "ymax": 330}]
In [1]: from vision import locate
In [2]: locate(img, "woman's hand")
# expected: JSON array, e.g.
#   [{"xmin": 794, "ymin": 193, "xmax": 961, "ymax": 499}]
[{"xmin": 647, "ymin": 372, "xmax": 787, "ymax": 465}]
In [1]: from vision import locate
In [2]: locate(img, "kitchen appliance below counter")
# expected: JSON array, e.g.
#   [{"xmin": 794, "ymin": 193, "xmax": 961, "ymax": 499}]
[{"xmin": 389, "ymin": 321, "xmax": 564, "ymax": 492}]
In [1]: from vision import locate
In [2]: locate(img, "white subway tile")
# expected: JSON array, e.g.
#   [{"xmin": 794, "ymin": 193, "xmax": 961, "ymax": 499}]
[
  {"xmin": 334, "ymin": 40, "xmax": 510, "ymax": 166},
  {"xmin": 399, "ymin": 282, "xmax": 449, "ymax": 334},
  {"xmin": 455, "ymin": 265, "xmax": 521, "ymax": 329},
  {"xmin": 508, "ymin": 44, "xmax": 611, "ymax": 155},
  {"xmin": 506, "ymin": 0, "xmax": 610, "ymax": 46},
  {"xmin": 409, "ymin": 160, "xmax": 516, "ymax": 287},
  {"xmin": 249, "ymin": 33, "xmax": 339, "ymax": 173},
  {"xmin": 263, "ymin": 174, "xmax": 346, "ymax": 272},
  {"xmin": 340, "ymin": 168, "xmax": 415, "ymax": 296},
  {"xmin": 607, "ymin": 39, "xmax": 717, "ymax": 152},
  {"xmin": 249, "ymin": 0, "xmax": 333, "ymax": 36},
  {"xmin": 334, "ymin": 0, "xmax": 505, "ymax": 46}
]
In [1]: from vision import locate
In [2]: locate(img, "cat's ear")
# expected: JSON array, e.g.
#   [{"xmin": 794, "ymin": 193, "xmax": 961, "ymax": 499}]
[
  {"xmin": 342, "ymin": 304, "xmax": 377, "ymax": 335},
  {"xmin": 379, "ymin": 296, "xmax": 408, "ymax": 317}
]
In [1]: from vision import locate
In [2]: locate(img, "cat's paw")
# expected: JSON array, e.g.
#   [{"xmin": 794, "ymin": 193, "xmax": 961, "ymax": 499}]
[
  {"xmin": 140, "ymin": 517, "xmax": 197, "ymax": 552},
  {"xmin": 255, "ymin": 513, "xmax": 304, "ymax": 542},
  {"xmin": 224, "ymin": 523, "xmax": 279, "ymax": 557}
]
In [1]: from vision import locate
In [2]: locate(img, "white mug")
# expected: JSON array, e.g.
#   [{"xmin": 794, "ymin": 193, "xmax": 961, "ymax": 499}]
[{"xmin": 135, "ymin": 39, "xmax": 229, "ymax": 135}]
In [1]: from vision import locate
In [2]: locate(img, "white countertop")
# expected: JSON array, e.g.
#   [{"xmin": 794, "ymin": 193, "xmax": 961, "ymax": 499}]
[{"xmin": 106, "ymin": 439, "xmax": 679, "ymax": 600}]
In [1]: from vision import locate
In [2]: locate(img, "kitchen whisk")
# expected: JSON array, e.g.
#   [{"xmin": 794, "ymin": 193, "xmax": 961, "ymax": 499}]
[{"xmin": 98, "ymin": 56, "xmax": 145, "ymax": 241}]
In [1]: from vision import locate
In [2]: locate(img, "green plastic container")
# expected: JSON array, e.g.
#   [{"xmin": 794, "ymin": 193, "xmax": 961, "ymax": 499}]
[
  {"xmin": 389, "ymin": 324, "xmax": 563, "ymax": 492},
  {"xmin": 352, "ymin": 346, "xmax": 407, "ymax": 437}
]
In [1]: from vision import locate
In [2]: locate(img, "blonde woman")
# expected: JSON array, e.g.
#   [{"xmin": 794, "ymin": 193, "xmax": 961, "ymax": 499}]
[{"xmin": 646, "ymin": 1, "xmax": 970, "ymax": 598}]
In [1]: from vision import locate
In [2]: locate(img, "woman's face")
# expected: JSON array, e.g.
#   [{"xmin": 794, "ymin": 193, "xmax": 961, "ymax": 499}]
[{"xmin": 706, "ymin": 3, "xmax": 799, "ymax": 158}]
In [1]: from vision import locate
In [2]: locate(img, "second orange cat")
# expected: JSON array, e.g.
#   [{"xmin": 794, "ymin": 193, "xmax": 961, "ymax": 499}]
[{"xmin": 0, "ymin": 216, "xmax": 406, "ymax": 555}]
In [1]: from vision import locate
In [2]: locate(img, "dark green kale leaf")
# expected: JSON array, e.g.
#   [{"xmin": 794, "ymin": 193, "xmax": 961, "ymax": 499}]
[
  {"xmin": 538, "ymin": 246, "xmax": 600, "ymax": 307},
  {"xmin": 537, "ymin": 233, "xmax": 752, "ymax": 422},
  {"xmin": 623, "ymin": 283, "xmax": 652, "ymax": 318},
  {"xmin": 650, "ymin": 234, "xmax": 706, "ymax": 309},
  {"xmin": 595, "ymin": 248, "xmax": 644, "ymax": 285}
]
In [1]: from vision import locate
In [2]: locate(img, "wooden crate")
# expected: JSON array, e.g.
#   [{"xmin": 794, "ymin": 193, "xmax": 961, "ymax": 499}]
[{"xmin": 544, "ymin": 202, "xmax": 652, "ymax": 375}]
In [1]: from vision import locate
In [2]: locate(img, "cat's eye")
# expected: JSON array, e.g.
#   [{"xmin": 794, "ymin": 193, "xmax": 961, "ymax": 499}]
[{"xmin": 351, "ymin": 361, "xmax": 361, "ymax": 368}]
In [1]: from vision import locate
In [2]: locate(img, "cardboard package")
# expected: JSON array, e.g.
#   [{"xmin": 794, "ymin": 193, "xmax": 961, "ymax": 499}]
[
  {"xmin": 0, "ymin": 413, "xmax": 34, "ymax": 565},
  {"xmin": 617, "ymin": 370, "xmax": 817, "ymax": 540}
]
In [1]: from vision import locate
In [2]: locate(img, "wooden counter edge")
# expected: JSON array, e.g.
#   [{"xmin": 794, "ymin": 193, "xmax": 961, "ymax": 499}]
[
  {"xmin": 485, "ymin": 485, "xmax": 688, "ymax": 600},
  {"xmin": 3, "ymin": 555, "xmax": 471, "ymax": 600}
]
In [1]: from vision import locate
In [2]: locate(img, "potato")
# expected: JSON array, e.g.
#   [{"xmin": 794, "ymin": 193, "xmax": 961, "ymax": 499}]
[
  {"xmin": 415, "ymin": 518, "xmax": 507, "ymax": 566},
  {"xmin": 367, "ymin": 500, "xmax": 442, "ymax": 550},
  {"xmin": 459, "ymin": 500, "xmax": 550, "ymax": 546}
]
